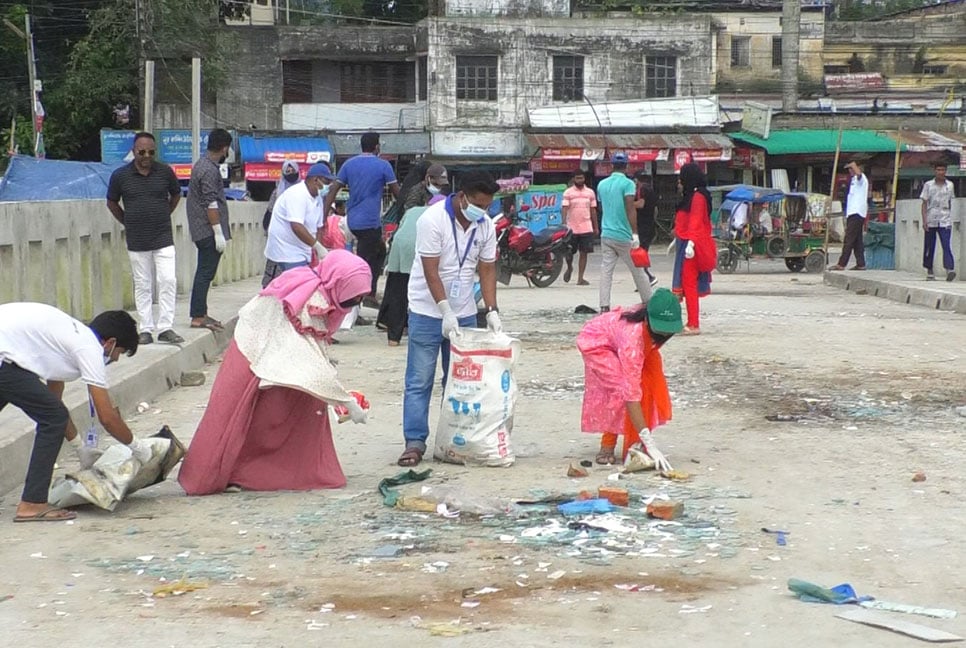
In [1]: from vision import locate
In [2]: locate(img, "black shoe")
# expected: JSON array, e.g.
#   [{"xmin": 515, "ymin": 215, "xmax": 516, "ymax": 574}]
[
  {"xmin": 355, "ymin": 315, "xmax": 373, "ymax": 326},
  {"xmin": 157, "ymin": 329, "xmax": 184, "ymax": 344},
  {"xmin": 362, "ymin": 296, "xmax": 381, "ymax": 309},
  {"xmin": 948, "ymin": 271, "xmax": 957, "ymax": 282},
  {"xmin": 138, "ymin": 332, "xmax": 153, "ymax": 345}
]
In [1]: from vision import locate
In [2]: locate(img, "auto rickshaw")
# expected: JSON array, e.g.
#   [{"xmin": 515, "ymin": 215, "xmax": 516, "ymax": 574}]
[{"xmin": 711, "ymin": 185, "xmax": 829, "ymax": 274}]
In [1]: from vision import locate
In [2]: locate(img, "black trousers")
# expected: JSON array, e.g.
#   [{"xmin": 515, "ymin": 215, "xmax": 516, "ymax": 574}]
[
  {"xmin": 837, "ymin": 214, "xmax": 866, "ymax": 268},
  {"xmin": 377, "ymin": 272, "xmax": 410, "ymax": 342},
  {"xmin": 190, "ymin": 236, "xmax": 223, "ymax": 318},
  {"xmin": 351, "ymin": 227, "xmax": 386, "ymax": 296},
  {"xmin": 0, "ymin": 362, "xmax": 70, "ymax": 503}
]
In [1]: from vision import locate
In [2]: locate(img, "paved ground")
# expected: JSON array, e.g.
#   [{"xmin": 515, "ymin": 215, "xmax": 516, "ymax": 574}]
[{"xmin": 2, "ymin": 253, "xmax": 965, "ymax": 647}]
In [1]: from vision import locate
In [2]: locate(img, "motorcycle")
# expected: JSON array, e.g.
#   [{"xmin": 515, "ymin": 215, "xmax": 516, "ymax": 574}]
[{"xmin": 492, "ymin": 208, "xmax": 573, "ymax": 288}]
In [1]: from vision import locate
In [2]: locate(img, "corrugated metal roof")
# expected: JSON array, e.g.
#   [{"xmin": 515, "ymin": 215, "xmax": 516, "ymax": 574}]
[
  {"xmin": 526, "ymin": 133, "xmax": 733, "ymax": 151},
  {"xmin": 528, "ymin": 97, "xmax": 721, "ymax": 130},
  {"xmin": 885, "ymin": 130, "xmax": 966, "ymax": 152},
  {"xmin": 730, "ymin": 130, "xmax": 900, "ymax": 155}
]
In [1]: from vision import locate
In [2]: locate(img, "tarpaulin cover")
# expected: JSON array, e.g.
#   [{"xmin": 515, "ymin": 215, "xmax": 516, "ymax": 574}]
[
  {"xmin": 724, "ymin": 185, "xmax": 786, "ymax": 204},
  {"xmin": 0, "ymin": 155, "xmax": 124, "ymax": 202}
]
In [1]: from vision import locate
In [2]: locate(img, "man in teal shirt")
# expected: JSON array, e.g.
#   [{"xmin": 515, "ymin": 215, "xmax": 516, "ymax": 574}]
[{"xmin": 595, "ymin": 152, "xmax": 652, "ymax": 311}]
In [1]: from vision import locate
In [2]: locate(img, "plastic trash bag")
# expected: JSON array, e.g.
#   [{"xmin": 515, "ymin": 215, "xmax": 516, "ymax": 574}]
[
  {"xmin": 48, "ymin": 426, "xmax": 185, "ymax": 511},
  {"xmin": 434, "ymin": 328, "xmax": 520, "ymax": 467}
]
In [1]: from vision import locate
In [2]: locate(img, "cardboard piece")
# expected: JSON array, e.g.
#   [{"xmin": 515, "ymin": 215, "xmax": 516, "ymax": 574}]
[{"xmin": 836, "ymin": 608, "xmax": 963, "ymax": 643}]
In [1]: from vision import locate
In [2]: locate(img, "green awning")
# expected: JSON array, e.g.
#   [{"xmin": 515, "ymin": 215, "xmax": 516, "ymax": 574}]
[{"xmin": 730, "ymin": 130, "xmax": 904, "ymax": 155}]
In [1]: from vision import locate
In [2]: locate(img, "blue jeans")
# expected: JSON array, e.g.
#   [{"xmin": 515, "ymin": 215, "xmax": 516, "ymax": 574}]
[
  {"xmin": 190, "ymin": 236, "xmax": 223, "ymax": 319},
  {"xmin": 923, "ymin": 227, "xmax": 954, "ymax": 273},
  {"xmin": 403, "ymin": 311, "xmax": 476, "ymax": 452}
]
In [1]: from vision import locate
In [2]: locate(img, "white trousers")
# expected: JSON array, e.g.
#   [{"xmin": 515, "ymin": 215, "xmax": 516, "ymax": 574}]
[
  {"xmin": 599, "ymin": 237, "xmax": 652, "ymax": 309},
  {"xmin": 128, "ymin": 246, "xmax": 176, "ymax": 333}
]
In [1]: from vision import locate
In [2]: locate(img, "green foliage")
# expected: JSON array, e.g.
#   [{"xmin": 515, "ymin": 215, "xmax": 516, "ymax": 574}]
[{"xmin": 834, "ymin": 0, "xmax": 934, "ymax": 21}]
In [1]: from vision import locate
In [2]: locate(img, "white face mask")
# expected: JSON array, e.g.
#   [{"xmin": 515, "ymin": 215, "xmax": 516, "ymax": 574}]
[
  {"xmin": 427, "ymin": 183, "xmax": 441, "ymax": 196},
  {"xmin": 320, "ymin": 183, "xmax": 330, "ymax": 198},
  {"xmin": 463, "ymin": 199, "xmax": 488, "ymax": 222}
]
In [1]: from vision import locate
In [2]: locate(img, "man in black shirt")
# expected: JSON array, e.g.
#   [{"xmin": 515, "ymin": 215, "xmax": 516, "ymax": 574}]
[
  {"xmin": 106, "ymin": 132, "xmax": 183, "ymax": 345},
  {"xmin": 634, "ymin": 172, "xmax": 659, "ymax": 287}
]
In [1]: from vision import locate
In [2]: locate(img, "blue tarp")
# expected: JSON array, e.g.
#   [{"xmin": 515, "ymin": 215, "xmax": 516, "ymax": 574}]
[
  {"xmin": 0, "ymin": 155, "xmax": 124, "ymax": 202},
  {"xmin": 239, "ymin": 136, "xmax": 334, "ymax": 164},
  {"xmin": 724, "ymin": 185, "xmax": 785, "ymax": 204}
]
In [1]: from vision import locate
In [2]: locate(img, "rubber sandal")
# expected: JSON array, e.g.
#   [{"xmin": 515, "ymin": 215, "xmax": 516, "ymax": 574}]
[
  {"xmin": 397, "ymin": 447, "xmax": 424, "ymax": 467},
  {"xmin": 14, "ymin": 507, "xmax": 77, "ymax": 523},
  {"xmin": 595, "ymin": 448, "xmax": 617, "ymax": 465}
]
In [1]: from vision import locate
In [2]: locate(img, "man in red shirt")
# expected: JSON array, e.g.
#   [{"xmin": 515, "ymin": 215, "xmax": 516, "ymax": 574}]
[{"xmin": 562, "ymin": 170, "xmax": 598, "ymax": 285}]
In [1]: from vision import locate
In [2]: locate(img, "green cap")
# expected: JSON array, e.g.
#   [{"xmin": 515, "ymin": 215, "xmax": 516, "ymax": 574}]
[{"xmin": 646, "ymin": 288, "xmax": 683, "ymax": 334}]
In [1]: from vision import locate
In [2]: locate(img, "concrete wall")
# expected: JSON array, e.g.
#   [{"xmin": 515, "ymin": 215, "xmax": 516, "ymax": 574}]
[
  {"xmin": 217, "ymin": 26, "xmax": 285, "ymax": 131},
  {"xmin": 283, "ymin": 102, "xmax": 428, "ymax": 131},
  {"xmin": 895, "ymin": 197, "xmax": 965, "ymax": 279},
  {"xmin": 0, "ymin": 200, "xmax": 270, "ymax": 321},
  {"xmin": 427, "ymin": 16, "xmax": 713, "ymax": 130},
  {"xmin": 444, "ymin": 0, "xmax": 570, "ymax": 17}
]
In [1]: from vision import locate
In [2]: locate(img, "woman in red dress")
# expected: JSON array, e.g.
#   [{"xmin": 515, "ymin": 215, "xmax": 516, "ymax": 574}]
[{"xmin": 671, "ymin": 163, "xmax": 716, "ymax": 335}]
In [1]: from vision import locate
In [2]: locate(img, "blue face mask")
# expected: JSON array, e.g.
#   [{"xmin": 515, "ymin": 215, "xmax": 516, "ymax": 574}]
[{"xmin": 462, "ymin": 198, "xmax": 488, "ymax": 223}]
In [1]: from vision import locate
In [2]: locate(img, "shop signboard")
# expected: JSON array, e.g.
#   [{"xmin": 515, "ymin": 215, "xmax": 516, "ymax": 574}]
[
  {"xmin": 244, "ymin": 162, "xmax": 308, "ymax": 182},
  {"xmin": 100, "ymin": 129, "xmax": 136, "ymax": 163},
  {"xmin": 742, "ymin": 101, "xmax": 773, "ymax": 139},
  {"xmin": 530, "ymin": 158, "xmax": 580, "ymax": 173},
  {"xmin": 514, "ymin": 185, "xmax": 566, "ymax": 233},
  {"xmin": 541, "ymin": 147, "xmax": 583, "ymax": 160},
  {"xmin": 432, "ymin": 130, "xmax": 522, "ymax": 157}
]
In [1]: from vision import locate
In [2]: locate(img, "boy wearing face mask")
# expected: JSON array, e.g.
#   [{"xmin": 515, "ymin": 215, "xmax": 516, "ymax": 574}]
[
  {"xmin": 0, "ymin": 304, "xmax": 151, "ymax": 522},
  {"xmin": 262, "ymin": 160, "xmax": 301, "ymax": 232},
  {"xmin": 397, "ymin": 171, "xmax": 502, "ymax": 467},
  {"xmin": 403, "ymin": 163, "xmax": 450, "ymax": 210},
  {"xmin": 262, "ymin": 163, "xmax": 336, "ymax": 288}
]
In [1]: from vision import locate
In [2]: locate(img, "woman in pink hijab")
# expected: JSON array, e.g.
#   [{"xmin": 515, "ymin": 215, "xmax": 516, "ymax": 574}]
[{"xmin": 179, "ymin": 250, "xmax": 372, "ymax": 495}]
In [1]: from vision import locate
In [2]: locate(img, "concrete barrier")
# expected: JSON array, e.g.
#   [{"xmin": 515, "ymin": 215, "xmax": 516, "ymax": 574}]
[{"xmin": 0, "ymin": 199, "xmax": 268, "ymax": 320}]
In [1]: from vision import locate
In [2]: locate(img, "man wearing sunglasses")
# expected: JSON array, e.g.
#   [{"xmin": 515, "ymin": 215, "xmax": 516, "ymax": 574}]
[{"xmin": 107, "ymin": 132, "xmax": 184, "ymax": 346}]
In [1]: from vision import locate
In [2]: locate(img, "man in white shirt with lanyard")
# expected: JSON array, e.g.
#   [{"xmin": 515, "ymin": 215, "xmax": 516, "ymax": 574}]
[
  {"xmin": 398, "ymin": 171, "xmax": 502, "ymax": 467},
  {"xmin": 0, "ymin": 304, "xmax": 151, "ymax": 522}
]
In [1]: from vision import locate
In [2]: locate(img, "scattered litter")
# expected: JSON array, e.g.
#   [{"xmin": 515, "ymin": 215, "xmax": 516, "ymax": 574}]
[
  {"xmin": 765, "ymin": 414, "xmax": 802, "ymax": 422},
  {"xmin": 136, "ymin": 555, "xmax": 155, "ymax": 562},
  {"xmin": 597, "ymin": 487, "xmax": 629, "ymax": 507},
  {"xmin": 179, "ymin": 371, "xmax": 206, "ymax": 387},
  {"xmin": 421, "ymin": 561, "xmax": 449, "ymax": 574},
  {"xmin": 579, "ymin": 460, "xmax": 593, "ymax": 468},
  {"xmin": 621, "ymin": 448, "xmax": 656, "ymax": 474},
  {"xmin": 30, "ymin": 552, "xmax": 46, "ymax": 559},
  {"xmin": 136, "ymin": 402, "xmax": 150, "ymax": 413},
  {"xmin": 835, "ymin": 608, "xmax": 962, "ymax": 643},
  {"xmin": 152, "ymin": 578, "xmax": 208, "ymax": 598},
  {"xmin": 788, "ymin": 579, "xmax": 872, "ymax": 604},
  {"xmin": 461, "ymin": 601, "xmax": 480, "ymax": 608},
  {"xmin": 912, "ymin": 472, "xmax": 927, "ymax": 483},
  {"xmin": 615, "ymin": 584, "xmax": 662, "ymax": 592},
  {"xmin": 378, "ymin": 469, "xmax": 433, "ymax": 507},
  {"xmin": 761, "ymin": 528, "xmax": 789, "ymax": 546},
  {"xmin": 567, "ymin": 463, "xmax": 589, "ymax": 478},
  {"xmin": 606, "ymin": 472, "xmax": 626, "ymax": 482},
  {"xmin": 547, "ymin": 570, "xmax": 567, "ymax": 581},
  {"xmin": 660, "ymin": 470, "xmax": 691, "ymax": 481},
  {"xmin": 306, "ymin": 621, "xmax": 330, "ymax": 630},
  {"xmin": 679, "ymin": 604, "xmax": 712, "ymax": 614},
  {"xmin": 646, "ymin": 500, "xmax": 684, "ymax": 520},
  {"xmin": 861, "ymin": 600, "xmax": 957, "ymax": 620}
]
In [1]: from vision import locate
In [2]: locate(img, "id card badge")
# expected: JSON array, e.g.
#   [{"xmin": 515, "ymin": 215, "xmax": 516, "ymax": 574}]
[
  {"xmin": 448, "ymin": 281, "xmax": 462, "ymax": 300},
  {"xmin": 85, "ymin": 396, "xmax": 98, "ymax": 447}
]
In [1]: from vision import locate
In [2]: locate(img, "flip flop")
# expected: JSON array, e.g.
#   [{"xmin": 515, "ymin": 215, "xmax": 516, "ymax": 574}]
[
  {"xmin": 595, "ymin": 448, "xmax": 617, "ymax": 465},
  {"xmin": 397, "ymin": 447, "xmax": 424, "ymax": 467},
  {"xmin": 14, "ymin": 507, "xmax": 77, "ymax": 523}
]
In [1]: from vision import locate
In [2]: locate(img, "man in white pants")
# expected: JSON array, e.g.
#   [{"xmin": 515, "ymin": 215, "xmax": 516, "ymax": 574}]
[{"xmin": 107, "ymin": 132, "xmax": 183, "ymax": 345}]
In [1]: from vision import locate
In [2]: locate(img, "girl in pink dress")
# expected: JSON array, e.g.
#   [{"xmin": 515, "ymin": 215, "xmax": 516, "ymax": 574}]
[
  {"xmin": 178, "ymin": 250, "xmax": 371, "ymax": 495},
  {"xmin": 577, "ymin": 288, "xmax": 682, "ymax": 468}
]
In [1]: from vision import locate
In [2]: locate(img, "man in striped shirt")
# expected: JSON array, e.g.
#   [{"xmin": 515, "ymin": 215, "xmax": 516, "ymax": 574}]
[{"xmin": 107, "ymin": 132, "xmax": 183, "ymax": 345}]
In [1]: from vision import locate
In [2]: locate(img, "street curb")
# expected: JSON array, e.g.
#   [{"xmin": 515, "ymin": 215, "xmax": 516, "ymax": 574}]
[
  {"xmin": 824, "ymin": 271, "xmax": 966, "ymax": 315},
  {"xmin": 0, "ymin": 317, "xmax": 238, "ymax": 498}
]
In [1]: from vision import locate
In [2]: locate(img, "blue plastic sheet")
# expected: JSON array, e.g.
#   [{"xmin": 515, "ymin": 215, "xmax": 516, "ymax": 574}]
[{"xmin": 0, "ymin": 155, "xmax": 124, "ymax": 201}]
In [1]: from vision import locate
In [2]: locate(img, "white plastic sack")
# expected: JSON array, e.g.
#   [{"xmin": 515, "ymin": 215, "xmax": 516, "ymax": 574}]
[
  {"xmin": 434, "ymin": 328, "xmax": 520, "ymax": 467},
  {"xmin": 48, "ymin": 427, "xmax": 185, "ymax": 511},
  {"xmin": 339, "ymin": 305, "xmax": 359, "ymax": 330}
]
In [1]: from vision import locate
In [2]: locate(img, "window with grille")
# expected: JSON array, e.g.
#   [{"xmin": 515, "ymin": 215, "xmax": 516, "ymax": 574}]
[
  {"xmin": 456, "ymin": 55, "xmax": 498, "ymax": 101},
  {"xmin": 731, "ymin": 37, "xmax": 751, "ymax": 68},
  {"xmin": 282, "ymin": 60, "xmax": 313, "ymax": 103},
  {"xmin": 552, "ymin": 55, "xmax": 584, "ymax": 102},
  {"xmin": 922, "ymin": 64, "xmax": 947, "ymax": 76},
  {"xmin": 645, "ymin": 56, "xmax": 677, "ymax": 98},
  {"xmin": 772, "ymin": 36, "xmax": 782, "ymax": 68},
  {"xmin": 340, "ymin": 62, "xmax": 411, "ymax": 103}
]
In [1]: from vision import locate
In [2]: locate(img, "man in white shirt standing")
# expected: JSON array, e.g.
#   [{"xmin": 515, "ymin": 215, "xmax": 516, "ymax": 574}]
[
  {"xmin": 262, "ymin": 162, "xmax": 335, "ymax": 288},
  {"xmin": 920, "ymin": 162, "xmax": 956, "ymax": 282},
  {"xmin": 397, "ymin": 171, "xmax": 502, "ymax": 467},
  {"xmin": 830, "ymin": 160, "xmax": 869, "ymax": 271},
  {"xmin": 0, "ymin": 304, "xmax": 151, "ymax": 522}
]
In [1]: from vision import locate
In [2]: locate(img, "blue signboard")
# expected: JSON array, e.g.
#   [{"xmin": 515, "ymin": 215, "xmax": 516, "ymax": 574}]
[
  {"xmin": 157, "ymin": 129, "xmax": 211, "ymax": 164},
  {"xmin": 100, "ymin": 129, "xmax": 136, "ymax": 163},
  {"xmin": 514, "ymin": 185, "xmax": 567, "ymax": 234}
]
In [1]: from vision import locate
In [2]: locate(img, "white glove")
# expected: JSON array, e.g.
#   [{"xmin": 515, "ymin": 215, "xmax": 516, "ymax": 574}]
[
  {"xmin": 313, "ymin": 241, "xmax": 328, "ymax": 261},
  {"xmin": 685, "ymin": 240, "xmax": 695, "ymax": 259},
  {"xmin": 213, "ymin": 226, "xmax": 227, "ymax": 253},
  {"xmin": 437, "ymin": 299, "xmax": 460, "ymax": 339},
  {"xmin": 128, "ymin": 438, "xmax": 154, "ymax": 464},
  {"xmin": 486, "ymin": 309, "xmax": 502, "ymax": 333},
  {"xmin": 346, "ymin": 399, "xmax": 368, "ymax": 424},
  {"xmin": 68, "ymin": 435, "xmax": 100, "ymax": 469},
  {"xmin": 631, "ymin": 233, "xmax": 640, "ymax": 248},
  {"xmin": 639, "ymin": 428, "xmax": 673, "ymax": 472}
]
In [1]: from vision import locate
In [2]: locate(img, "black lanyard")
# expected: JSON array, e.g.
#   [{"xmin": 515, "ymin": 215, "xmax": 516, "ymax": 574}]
[{"xmin": 450, "ymin": 216, "xmax": 477, "ymax": 269}]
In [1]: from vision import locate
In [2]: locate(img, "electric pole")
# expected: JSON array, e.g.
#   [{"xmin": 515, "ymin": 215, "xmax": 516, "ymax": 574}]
[
  {"xmin": 781, "ymin": 0, "xmax": 801, "ymax": 114},
  {"xmin": 4, "ymin": 14, "xmax": 42, "ymax": 156}
]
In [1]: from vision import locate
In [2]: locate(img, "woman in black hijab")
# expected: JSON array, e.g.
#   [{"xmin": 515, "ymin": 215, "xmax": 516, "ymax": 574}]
[{"xmin": 671, "ymin": 163, "xmax": 716, "ymax": 335}]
